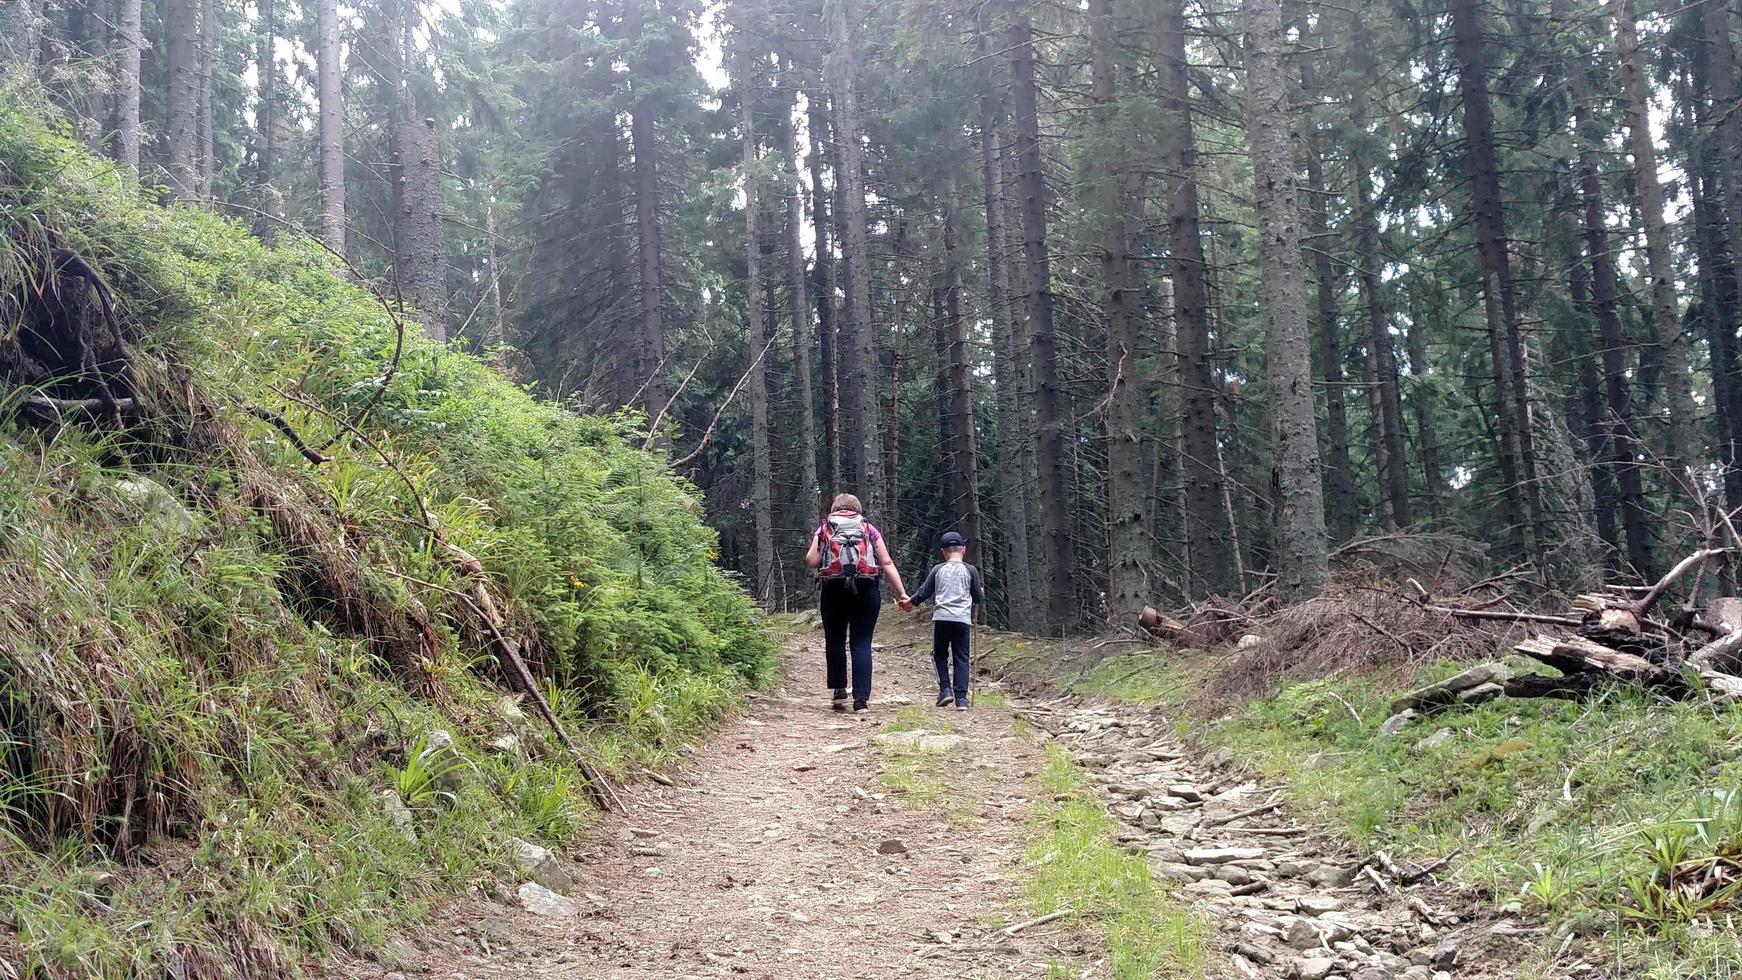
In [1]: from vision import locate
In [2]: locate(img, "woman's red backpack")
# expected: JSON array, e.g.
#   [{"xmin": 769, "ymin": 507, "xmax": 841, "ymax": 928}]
[{"xmin": 816, "ymin": 512, "xmax": 880, "ymax": 581}]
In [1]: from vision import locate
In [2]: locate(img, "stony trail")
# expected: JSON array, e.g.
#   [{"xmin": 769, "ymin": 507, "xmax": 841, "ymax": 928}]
[{"xmin": 334, "ymin": 627, "xmax": 1528, "ymax": 980}]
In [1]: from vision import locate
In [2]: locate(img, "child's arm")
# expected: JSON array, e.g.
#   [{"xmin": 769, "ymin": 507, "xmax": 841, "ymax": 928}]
[
  {"xmin": 968, "ymin": 564, "xmax": 987, "ymax": 625},
  {"xmin": 907, "ymin": 565, "xmax": 939, "ymax": 608}
]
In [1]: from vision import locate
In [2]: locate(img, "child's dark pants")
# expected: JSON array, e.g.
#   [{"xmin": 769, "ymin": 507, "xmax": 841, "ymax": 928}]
[
  {"xmin": 932, "ymin": 620, "xmax": 971, "ymax": 704},
  {"xmin": 820, "ymin": 580, "xmax": 881, "ymax": 703}
]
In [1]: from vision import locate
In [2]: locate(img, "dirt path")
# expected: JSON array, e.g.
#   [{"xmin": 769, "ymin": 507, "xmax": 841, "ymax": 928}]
[
  {"xmin": 339, "ymin": 628, "xmax": 1077, "ymax": 980},
  {"xmin": 334, "ymin": 628, "xmax": 1529, "ymax": 980}
]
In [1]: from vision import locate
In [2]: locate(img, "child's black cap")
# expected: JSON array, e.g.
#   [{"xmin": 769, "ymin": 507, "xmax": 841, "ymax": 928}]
[{"xmin": 938, "ymin": 531, "xmax": 966, "ymax": 548}]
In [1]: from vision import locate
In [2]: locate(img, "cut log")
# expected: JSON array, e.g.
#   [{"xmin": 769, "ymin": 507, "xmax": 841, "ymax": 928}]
[
  {"xmin": 1706, "ymin": 598, "xmax": 1742, "ymax": 636},
  {"xmin": 1690, "ymin": 629, "xmax": 1742, "ymax": 675},
  {"xmin": 1138, "ymin": 605, "xmax": 1206, "ymax": 647},
  {"xmin": 1515, "ymin": 634, "xmax": 1660, "ymax": 679},
  {"xmin": 1503, "ymin": 673, "xmax": 1603, "ymax": 700},
  {"xmin": 1698, "ymin": 668, "xmax": 1742, "ymax": 702}
]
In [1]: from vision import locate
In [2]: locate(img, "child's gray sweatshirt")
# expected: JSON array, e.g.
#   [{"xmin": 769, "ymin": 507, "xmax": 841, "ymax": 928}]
[{"xmin": 909, "ymin": 561, "xmax": 985, "ymax": 624}]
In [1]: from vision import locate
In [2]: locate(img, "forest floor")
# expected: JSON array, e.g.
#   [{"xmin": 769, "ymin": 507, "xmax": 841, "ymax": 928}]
[{"xmin": 330, "ymin": 621, "xmax": 1532, "ymax": 980}]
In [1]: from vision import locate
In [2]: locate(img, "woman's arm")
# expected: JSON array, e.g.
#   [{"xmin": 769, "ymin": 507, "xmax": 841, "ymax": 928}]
[
  {"xmin": 874, "ymin": 537, "xmax": 907, "ymax": 601},
  {"xmin": 804, "ymin": 528, "xmax": 822, "ymax": 569}
]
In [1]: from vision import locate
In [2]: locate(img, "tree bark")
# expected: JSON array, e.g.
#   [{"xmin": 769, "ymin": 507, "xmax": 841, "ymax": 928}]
[
  {"xmin": 775, "ymin": 59, "xmax": 821, "ymax": 513},
  {"xmin": 316, "ymin": 0, "xmax": 346, "ymax": 251},
  {"xmin": 112, "ymin": 0, "xmax": 143, "ymax": 170},
  {"xmin": 976, "ymin": 7, "xmax": 1035, "ymax": 630},
  {"xmin": 165, "ymin": 0, "xmax": 200, "ymax": 200},
  {"xmin": 255, "ymin": 0, "xmax": 277, "ymax": 189},
  {"xmin": 1091, "ymin": 0, "xmax": 1149, "ymax": 622},
  {"xmin": 1245, "ymin": 0, "xmax": 1328, "ymax": 599},
  {"xmin": 1158, "ymin": 0, "xmax": 1230, "ymax": 597},
  {"xmin": 1405, "ymin": 295, "xmax": 1443, "ymax": 524},
  {"xmin": 628, "ymin": 1, "xmax": 666, "ymax": 424},
  {"xmin": 1612, "ymin": 0, "xmax": 1694, "ymax": 477},
  {"xmin": 1305, "ymin": 135, "xmax": 1357, "ymax": 544},
  {"xmin": 1449, "ymin": 0, "xmax": 1545, "ymax": 566},
  {"xmin": 738, "ymin": 41, "xmax": 774, "ymax": 600},
  {"xmin": 940, "ymin": 179, "xmax": 982, "ymax": 562},
  {"xmin": 805, "ymin": 82, "xmax": 842, "ymax": 499},
  {"xmin": 1352, "ymin": 167, "xmax": 1411, "ymax": 529},
  {"xmin": 1010, "ymin": 11, "xmax": 1075, "ymax": 631},
  {"xmin": 399, "ymin": 115, "xmax": 448, "ymax": 340},
  {"xmin": 195, "ymin": 0, "xmax": 215, "ymax": 200},
  {"xmin": 1563, "ymin": 8, "xmax": 1653, "ymax": 575},
  {"xmin": 827, "ymin": 0, "xmax": 880, "ymax": 506},
  {"xmin": 1707, "ymin": 0, "xmax": 1742, "ymax": 384}
]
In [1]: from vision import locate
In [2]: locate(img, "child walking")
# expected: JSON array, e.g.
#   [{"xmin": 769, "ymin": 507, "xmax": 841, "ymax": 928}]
[{"xmin": 902, "ymin": 531, "xmax": 985, "ymax": 710}]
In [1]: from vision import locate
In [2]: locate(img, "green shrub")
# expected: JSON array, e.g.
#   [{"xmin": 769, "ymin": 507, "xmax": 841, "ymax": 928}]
[{"xmin": 0, "ymin": 95, "xmax": 773, "ymax": 976}]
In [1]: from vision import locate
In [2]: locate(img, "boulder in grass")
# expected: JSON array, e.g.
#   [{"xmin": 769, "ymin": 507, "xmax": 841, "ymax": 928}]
[
  {"xmin": 508, "ymin": 837, "xmax": 575, "ymax": 895},
  {"xmin": 1389, "ymin": 663, "xmax": 1510, "ymax": 715}
]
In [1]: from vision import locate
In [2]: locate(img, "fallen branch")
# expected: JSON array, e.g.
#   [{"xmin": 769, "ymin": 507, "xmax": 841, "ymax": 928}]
[
  {"xmin": 1633, "ymin": 548, "xmax": 1729, "ymax": 618},
  {"xmin": 246, "ymin": 404, "xmax": 327, "ymax": 464},
  {"xmin": 1000, "ymin": 908, "xmax": 1073, "ymax": 937}
]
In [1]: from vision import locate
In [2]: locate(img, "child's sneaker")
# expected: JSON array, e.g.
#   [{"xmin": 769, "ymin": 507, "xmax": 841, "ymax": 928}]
[
  {"xmin": 936, "ymin": 692, "xmax": 954, "ymax": 707},
  {"xmin": 831, "ymin": 688, "xmax": 849, "ymax": 711},
  {"xmin": 955, "ymin": 700, "xmax": 969, "ymax": 712}
]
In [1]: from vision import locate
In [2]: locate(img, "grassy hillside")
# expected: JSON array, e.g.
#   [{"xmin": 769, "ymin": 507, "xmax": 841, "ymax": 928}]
[{"xmin": 0, "ymin": 98, "xmax": 773, "ymax": 977}]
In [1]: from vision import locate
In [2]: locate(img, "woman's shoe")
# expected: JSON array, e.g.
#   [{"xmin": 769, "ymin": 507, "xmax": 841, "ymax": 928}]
[
  {"xmin": 831, "ymin": 688, "xmax": 849, "ymax": 711},
  {"xmin": 853, "ymin": 699, "xmax": 869, "ymax": 713},
  {"xmin": 936, "ymin": 692, "xmax": 954, "ymax": 707}
]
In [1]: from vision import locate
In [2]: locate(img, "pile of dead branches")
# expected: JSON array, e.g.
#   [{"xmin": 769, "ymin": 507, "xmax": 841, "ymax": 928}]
[{"xmin": 1425, "ymin": 546, "xmax": 1742, "ymax": 704}]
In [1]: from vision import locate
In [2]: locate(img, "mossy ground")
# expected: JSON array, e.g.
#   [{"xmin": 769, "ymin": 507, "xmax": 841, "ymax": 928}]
[{"xmin": 0, "ymin": 99, "xmax": 773, "ymax": 976}]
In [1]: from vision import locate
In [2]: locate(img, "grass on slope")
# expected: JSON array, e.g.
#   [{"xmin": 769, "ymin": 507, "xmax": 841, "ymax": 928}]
[
  {"xmin": 0, "ymin": 96, "xmax": 773, "ymax": 977},
  {"xmin": 992, "ymin": 634, "xmax": 1742, "ymax": 979}
]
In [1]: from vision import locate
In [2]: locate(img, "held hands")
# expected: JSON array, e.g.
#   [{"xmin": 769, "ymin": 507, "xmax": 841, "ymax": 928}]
[{"xmin": 897, "ymin": 594, "xmax": 914, "ymax": 612}]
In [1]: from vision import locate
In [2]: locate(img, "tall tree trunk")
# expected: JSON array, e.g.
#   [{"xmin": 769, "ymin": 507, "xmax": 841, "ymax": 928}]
[
  {"xmin": 940, "ymin": 179, "xmax": 982, "ymax": 560},
  {"xmin": 1245, "ymin": 0, "xmax": 1328, "ymax": 599},
  {"xmin": 1159, "ymin": 0, "xmax": 1230, "ymax": 597},
  {"xmin": 1707, "ymin": 0, "xmax": 1742, "ymax": 368},
  {"xmin": 1305, "ymin": 138, "xmax": 1357, "ymax": 544},
  {"xmin": 1091, "ymin": 0, "xmax": 1149, "ymax": 622},
  {"xmin": 1405, "ymin": 296, "xmax": 1443, "ymax": 523},
  {"xmin": 805, "ymin": 82, "xmax": 842, "ymax": 499},
  {"xmin": 399, "ymin": 115, "xmax": 448, "ymax": 340},
  {"xmin": 1449, "ymin": 0, "xmax": 1545, "ymax": 566},
  {"xmin": 483, "ymin": 189, "xmax": 505, "ymax": 348},
  {"xmin": 256, "ymin": 0, "xmax": 277, "ymax": 189},
  {"xmin": 738, "ymin": 43, "xmax": 774, "ymax": 600},
  {"xmin": 112, "ymin": 0, "xmax": 143, "ymax": 170},
  {"xmin": 827, "ymin": 0, "xmax": 879, "ymax": 506},
  {"xmin": 1009, "ymin": 11, "xmax": 1075, "ymax": 630},
  {"xmin": 316, "ymin": 0, "xmax": 345, "ymax": 251},
  {"xmin": 165, "ymin": 0, "xmax": 200, "ymax": 200},
  {"xmin": 1687, "ymin": 56, "xmax": 1742, "ymax": 512},
  {"xmin": 1563, "ymin": 8, "xmax": 1653, "ymax": 574},
  {"xmin": 1569, "ymin": 250, "xmax": 1618, "ymax": 551},
  {"xmin": 976, "ymin": 8, "xmax": 1035, "ymax": 629},
  {"xmin": 195, "ymin": 0, "xmax": 214, "ymax": 200},
  {"xmin": 628, "ymin": 3, "xmax": 666, "ymax": 424},
  {"xmin": 1352, "ymin": 167, "xmax": 1411, "ymax": 528},
  {"xmin": 1613, "ymin": 0, "xmax": 1695, "ymax": 476},
  {"xmin": 775, "ymin": 59, "xmax": 821, "ymax": 512}
]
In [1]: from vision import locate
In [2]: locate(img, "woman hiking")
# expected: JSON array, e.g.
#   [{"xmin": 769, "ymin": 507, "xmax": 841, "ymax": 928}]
[{"xmin": 805, "ymin": 493, "xmax": 909, "ymax": 713}]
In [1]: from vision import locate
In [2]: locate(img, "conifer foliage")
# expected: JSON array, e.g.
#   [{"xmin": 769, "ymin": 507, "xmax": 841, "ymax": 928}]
[{"xmin": 9, "ymin": 0, "xmax": 1742, "ymax": 630}]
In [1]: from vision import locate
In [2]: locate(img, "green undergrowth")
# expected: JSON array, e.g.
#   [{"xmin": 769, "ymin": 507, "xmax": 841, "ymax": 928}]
[
  {"xmin": 997, "ymin": 638, "xmax": 1742, "ymax": 977},
  {"xmin": 1026, "ymin": 745, "xmax": 1207, "ymax": 979},
  {"xmin": 0, "ymin": 98, "xmax": 773, "ymax": 977}
]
